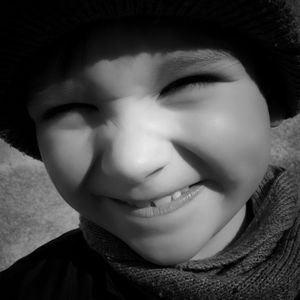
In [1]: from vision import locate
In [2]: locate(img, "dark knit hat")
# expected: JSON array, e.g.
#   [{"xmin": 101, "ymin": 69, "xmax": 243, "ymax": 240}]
[{"xmin": 0, "ymin": 0, "xmax": 300, "ymax": 160}]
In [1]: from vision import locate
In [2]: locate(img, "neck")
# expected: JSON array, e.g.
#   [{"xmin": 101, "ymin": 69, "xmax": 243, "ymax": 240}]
[{"xmin": 191, "ymin": 202, "xmax": 251, "ymax": 260}]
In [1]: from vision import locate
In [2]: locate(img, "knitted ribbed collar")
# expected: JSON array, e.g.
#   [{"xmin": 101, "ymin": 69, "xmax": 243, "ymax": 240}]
[{"xmin": 80, "ymin": 165, "xmax": 300, "ymax": 299}]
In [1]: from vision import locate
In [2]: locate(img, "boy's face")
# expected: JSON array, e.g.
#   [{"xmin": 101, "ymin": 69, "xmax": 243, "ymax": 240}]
[{"xmin": 28, "ymin": 22, "xmax": 271, "ymax": 265}]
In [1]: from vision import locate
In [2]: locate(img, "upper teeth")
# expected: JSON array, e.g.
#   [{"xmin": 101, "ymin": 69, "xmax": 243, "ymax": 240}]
[
  {"xmin": 151, "ymin": 186, "xmax": 190, "ymax": 207},
  {"xmin": 171, "ymin": 190, "xmax": 182, "ymax": 200},
  {"xmin": 126, "ymin": 184, "xmax": 195, "ymax": 208}
]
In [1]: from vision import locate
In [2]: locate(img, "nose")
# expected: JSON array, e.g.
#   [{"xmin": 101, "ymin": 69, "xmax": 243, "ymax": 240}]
[{"xmin": 100, "ymin": 125, "xmax": 171, "ymax": 184}]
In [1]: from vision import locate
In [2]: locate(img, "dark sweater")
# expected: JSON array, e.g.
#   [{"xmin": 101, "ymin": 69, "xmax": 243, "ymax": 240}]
[{"xmin": 0, "ymin": 229, "xmax": 116, "ymax": 299}]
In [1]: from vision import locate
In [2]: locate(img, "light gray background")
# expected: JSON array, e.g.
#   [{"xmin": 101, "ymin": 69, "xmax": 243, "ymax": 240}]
[{"xmin": 0, "ymin": 114, "xmax": 299, "ymax": 271}]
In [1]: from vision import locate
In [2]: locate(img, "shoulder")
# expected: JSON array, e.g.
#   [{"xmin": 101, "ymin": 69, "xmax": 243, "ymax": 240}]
[{"xmin": 0, "ymin": 229, "xmax": 110, "ymax": 299}]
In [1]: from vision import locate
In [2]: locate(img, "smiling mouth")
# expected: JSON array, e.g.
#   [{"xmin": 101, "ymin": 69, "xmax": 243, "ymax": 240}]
[{"xmin": 111, "ymin": 181, "xmax": 205, "ymax": 218}]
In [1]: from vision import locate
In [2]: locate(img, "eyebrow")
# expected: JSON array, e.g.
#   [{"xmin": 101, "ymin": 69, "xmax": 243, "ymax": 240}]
[{"xmin": 158, "ymin": 49, "xmax": 238, "ymax": 78}]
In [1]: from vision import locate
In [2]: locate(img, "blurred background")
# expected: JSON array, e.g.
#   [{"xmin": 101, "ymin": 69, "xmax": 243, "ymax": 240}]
[{"xmin": 0, "ymin": 113, "xmax": 299, "ymax": 271}]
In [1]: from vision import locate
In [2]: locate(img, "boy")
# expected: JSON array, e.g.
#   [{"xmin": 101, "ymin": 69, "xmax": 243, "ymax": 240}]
[{"xmin": 0, "ymin": 0, "xmax": 300, "ymax": 299}]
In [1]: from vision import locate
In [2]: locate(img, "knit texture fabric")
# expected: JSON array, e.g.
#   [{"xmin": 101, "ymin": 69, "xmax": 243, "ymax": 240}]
[
  {"xmin": 0, "ymin": 0, "xmax": 300, "ymax": 159},
  {"xmin": 80, "ymin": 165, "xmax": 300, "ymax": 299}
]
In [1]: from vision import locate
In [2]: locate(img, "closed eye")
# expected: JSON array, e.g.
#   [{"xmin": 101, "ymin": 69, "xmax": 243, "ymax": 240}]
[
  {"xmin": 41, "ymin": 103, "xmax": 98, "ymax": 121},
  {"xmin": 159, "ymin": 74, "xmax": 227, "ymax": 96}
]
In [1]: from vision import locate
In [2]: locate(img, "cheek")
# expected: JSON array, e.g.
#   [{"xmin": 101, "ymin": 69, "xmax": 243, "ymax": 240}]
[
  {"xmin": 178, "ymin": 84, "xmax": 271, "ymax": 193},
  {"xmin": 36, "ymin": 126, "xmax": 93, "ymax": 195}
]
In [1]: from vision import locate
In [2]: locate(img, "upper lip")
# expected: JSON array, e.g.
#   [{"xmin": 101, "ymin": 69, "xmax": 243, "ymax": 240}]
[{"xmin": 112, "ymin": 180, "xmax": 202, "ymax": 207}]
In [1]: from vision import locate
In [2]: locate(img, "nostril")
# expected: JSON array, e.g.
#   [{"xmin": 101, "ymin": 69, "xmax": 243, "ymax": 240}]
[{"xmin": 145, "ymin": 166, "xmax": 165, "ymax": 178}]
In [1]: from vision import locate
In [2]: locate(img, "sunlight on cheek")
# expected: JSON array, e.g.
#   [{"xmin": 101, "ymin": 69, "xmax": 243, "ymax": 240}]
[
  {"xmin": 210, "ymin": 114, "xmax": 269, "ymax": 162},
  {"xmin": 178, "ymin": 108, "xmax": 270, "ymax": 189},
  {"xmin": 210, "ymin": 114, "xmax": 270, "ymax": 189}
]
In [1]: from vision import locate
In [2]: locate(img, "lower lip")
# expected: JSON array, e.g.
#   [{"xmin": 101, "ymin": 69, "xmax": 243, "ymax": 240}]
[{"xmin": 113, "ymin": 183, "xmax": 205, "ymax": 218}]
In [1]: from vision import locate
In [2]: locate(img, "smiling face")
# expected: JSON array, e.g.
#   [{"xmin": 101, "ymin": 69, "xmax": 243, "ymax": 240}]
[{"xmin": 27, "ymin": 21, "xmax": 271, "ymax": 265}]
